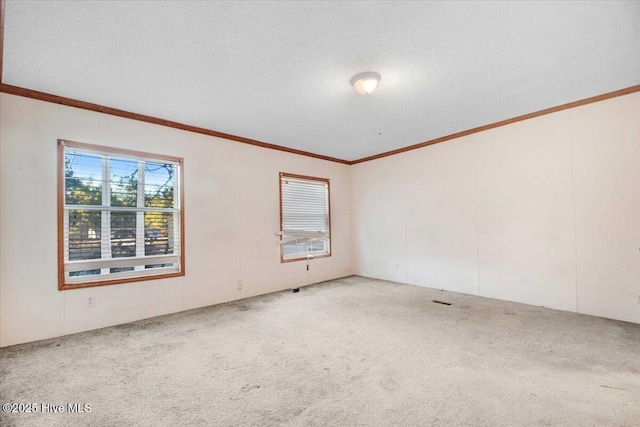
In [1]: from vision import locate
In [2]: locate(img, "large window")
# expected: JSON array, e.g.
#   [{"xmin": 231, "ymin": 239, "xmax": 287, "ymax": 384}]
[
  {"xmin": 279, "ymin": 173, "xmax": 331, "ymax": 262},
  {"xmin": 58, "ymin": 140, "xmax": 184, "ymax": 289}
]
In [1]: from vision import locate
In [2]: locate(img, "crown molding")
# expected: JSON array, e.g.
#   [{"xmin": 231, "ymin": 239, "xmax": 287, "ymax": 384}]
[
  {"xmin": 351, "ymin": 84, "xmax": 640, "ymax": 165},
  {"xmin": 1, "ymin": 3, "xmax": 637, "ymax": 166},
  {"xmin": 0, "ymin": 83, "xmax": 350, "ymax": 165}
]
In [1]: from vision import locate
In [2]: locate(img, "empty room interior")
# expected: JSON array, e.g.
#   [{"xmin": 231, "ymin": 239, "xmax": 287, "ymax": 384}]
[{"xmin": 1, "ymin": 1, "xmax": 639, "ymax": 426}]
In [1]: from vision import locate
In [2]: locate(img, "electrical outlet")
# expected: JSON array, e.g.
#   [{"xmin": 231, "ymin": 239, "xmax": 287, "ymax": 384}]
[
  {"xmin": 87, "ymin": 296, "xmax": 95, "ymax": 308},
  {"xmin": 637, "ymin": 294, "xmax": 640, "ymax": 304},
  {"xmin": 237, "ymin": 280, "xmax": 242, "ymax": 291},
  {"xmin": 395, "ymin": 264, "xmax": 400, "ymax": 270}
]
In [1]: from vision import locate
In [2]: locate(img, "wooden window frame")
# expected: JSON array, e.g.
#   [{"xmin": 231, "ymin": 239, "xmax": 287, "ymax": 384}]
[
  {"xmin": 279, "ymin": 172, "xmax": 331, "ymax": 263},
  {"xmin": 57, "ymin": 139, "xmax": 185, "ymax": 290}
]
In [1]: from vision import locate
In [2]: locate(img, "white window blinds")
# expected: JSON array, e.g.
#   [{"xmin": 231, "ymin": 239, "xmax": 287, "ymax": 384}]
[{"xmin": 279, "ymin": 174, "xmax": 330, "ymax": 261}]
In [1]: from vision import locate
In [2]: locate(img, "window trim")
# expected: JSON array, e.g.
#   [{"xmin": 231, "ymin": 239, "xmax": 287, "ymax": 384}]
[
  {"xmin": 57, "ymin": 139, "xmax": 186, "ymax": 290},
  {"xmin": 279, "ymin": 172, "xmax": 331, "ymax": 263}
]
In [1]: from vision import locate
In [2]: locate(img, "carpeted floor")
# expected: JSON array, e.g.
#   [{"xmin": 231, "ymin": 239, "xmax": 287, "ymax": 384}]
[{"xmin": 1, "ymin": 276, "xmax": 639, "ymax": 426}]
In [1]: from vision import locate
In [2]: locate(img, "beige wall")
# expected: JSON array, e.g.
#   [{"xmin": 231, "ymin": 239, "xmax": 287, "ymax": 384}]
[
  {"xmin": 0, "ymin": 93, "xmax": 353, "ymax": 347},
  {"xmin": 2, "ymin": 91, "xmax": 638, "ymax": 347},
  {"xmin": 351, "ymin": 92, "xmax": 640, "ymax": 324}
]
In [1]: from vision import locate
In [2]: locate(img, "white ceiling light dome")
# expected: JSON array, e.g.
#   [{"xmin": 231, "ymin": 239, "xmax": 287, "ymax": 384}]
[{"xmin": 351, "ymin": 72, "xmax": 381, "ymax": 95}]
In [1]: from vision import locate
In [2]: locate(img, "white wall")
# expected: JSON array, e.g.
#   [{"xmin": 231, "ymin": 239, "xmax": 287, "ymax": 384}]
[
  {"xmin": 0, "ymin": 93, "xmax": 353, "ymax": 347},
  {"xmin": 352, "ymin": 92, "xmax": 640, "ymax": 324},
  {"xmin": 2, "ymin": 91, "xmax": 638, "ymax": 348}
]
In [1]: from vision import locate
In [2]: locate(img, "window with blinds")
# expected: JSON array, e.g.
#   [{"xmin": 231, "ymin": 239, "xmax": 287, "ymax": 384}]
[
  {"xmin": 279, "ymin": 173, "xmax": 331, "ymax": 262},
  {"xmin": 58, "ymin": 140, "xmax": 184, "ymax": 289}
]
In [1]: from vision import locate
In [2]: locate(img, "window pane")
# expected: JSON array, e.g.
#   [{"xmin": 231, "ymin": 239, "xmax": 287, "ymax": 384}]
[
  {"xmin": 70, "ymin": 270, "xmax": 101, "ymax": 277},
  {"xmin": 145, "ymin": 263, "xmax": 175, "ymax": 269},
  {"xmin": 61, "ymin": 142, "xmax": 183, "ymax": 288},
  {"xmin": 110, "ymin": 267, "xmax": 135, "ymax": 274},
  {"xmin": 65, "ymin": 152, "xmax": 102, "ymax": 205},
  {"xmin": 280, "ymin": 175, "xmax": 330, "ymax": 260},
  {"xmin": 111, "ymin": 211, "xmax": 137, "ymax": 258},
  {"xmin": 145, "ymin": 162, "xmax": 174, "ymax": 208},
  {"xmin": 68, "ymin": 210, "xmax": 101, "ymax": 261},
  {"xmin": 145, "ymin": 212, "xmax": 174, "ymax": 256},
  {"xmin": 282, "ymin": 238, "xmax": 328, "ymax": 258},
  {"xmin": 110, "ymin": 158, "xmax": 138, "ymax": 207}
]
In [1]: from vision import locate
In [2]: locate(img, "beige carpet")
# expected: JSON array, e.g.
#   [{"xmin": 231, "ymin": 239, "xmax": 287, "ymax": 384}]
[{"xmin": 1, "ymin": 276, "xmax": 639, "ymax": 426}]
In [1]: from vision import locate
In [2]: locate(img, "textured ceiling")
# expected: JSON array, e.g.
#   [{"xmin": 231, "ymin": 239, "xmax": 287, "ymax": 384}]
[{"xmin": 3, "ymin": 1, "xmax": 640, "ymax": 161}]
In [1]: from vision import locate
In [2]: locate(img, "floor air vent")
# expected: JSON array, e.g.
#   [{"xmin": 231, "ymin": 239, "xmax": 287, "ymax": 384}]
[{"xmin": 432, "ymin": 300, "xmax": 452, "ymax": 306}]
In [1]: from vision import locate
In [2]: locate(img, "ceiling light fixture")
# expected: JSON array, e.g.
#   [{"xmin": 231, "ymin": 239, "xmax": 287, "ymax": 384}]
[{"xmin": 351, "ymin": 72, "xmax": 380, "ymax": 95}]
